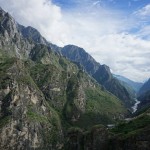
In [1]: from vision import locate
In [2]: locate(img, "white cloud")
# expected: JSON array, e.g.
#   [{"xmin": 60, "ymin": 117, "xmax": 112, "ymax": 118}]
[
  {"xmin": 0, "ymin": 0, "xmax": 70, "ymax": 45},
  {"xmin": 85, "ymin": 33, "xmax": 150, "ymax": 82},
  {"xmin": 0, "ymin": 0, "xmax": 150, "ymax": 82},
  {"xmin": 135, "ymin": 4, "xmax": 150, "ymax": 17}
]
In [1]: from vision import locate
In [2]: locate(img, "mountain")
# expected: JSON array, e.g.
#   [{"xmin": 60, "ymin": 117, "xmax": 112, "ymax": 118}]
[
  {"xmin": 61, "ymin": 45, "xmax": 100, "ymax": 75},
  {"xmin": 93, "ymin": 65, "xmax": 135, "ymax": 108},
  {"xmin": 17, "ymin": 17, "xmax": 135, "ymax": 109},
  {"xmin": 0, "ymin": 7, "xmax": 128, "ymax": 149},
  {"xmin": 138, "ymin": 90, "xmax": 150, "ymax": 111},
  {"xmin": 0, "ymin": 8, "xmax": 32, "ymax": 59},
  {"xmin": 18, "ymin": 24, "xmax": 62, "ymax": 52},
  {"xmin": 114, "ymin": 78, "xmax": 136, "ymax": 98},
  {"xmin": 138, "ymin": 78, "xmax": 150, "ymax": 96},
  {"xmin": 114, "ymin": 74, "xmax": 143, "ymax": 93},
  {"xmin": 61, "ymin": 45, "xmax": 134, "ymax": 109}
]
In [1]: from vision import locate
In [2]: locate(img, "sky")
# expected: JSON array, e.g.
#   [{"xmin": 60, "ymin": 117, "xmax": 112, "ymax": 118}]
[{"xmin": 0, "ymin": 0, "xmax": 150, "ymax": 82}]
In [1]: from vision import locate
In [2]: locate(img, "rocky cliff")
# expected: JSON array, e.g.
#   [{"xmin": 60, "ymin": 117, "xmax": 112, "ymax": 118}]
[
  {"xmin": 0, "ymin": 8, "xmax": 128, "ymax": 149},
  {"xmin": 61, "ymin": 45, "xmax": 135, "ymax": 109}
]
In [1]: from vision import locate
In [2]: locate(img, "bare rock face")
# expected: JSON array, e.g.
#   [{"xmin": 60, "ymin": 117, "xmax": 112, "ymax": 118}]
[
  {"xmin": 0, "ymin": 9, "xmax": 33, "ymax": 58},
  {"xmin": 0, "ymin": 59, "xmax": 63, "ymax": 149}
]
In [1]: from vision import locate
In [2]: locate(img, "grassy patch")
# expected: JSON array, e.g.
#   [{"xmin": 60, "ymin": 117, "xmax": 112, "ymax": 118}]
[
  {"xmin": 27, "ymin": 106, "xmax": 48, "ymax": 123},
  {"xmin": 85, "ymin": 87, "xmax": 126, "ymax": 115}
]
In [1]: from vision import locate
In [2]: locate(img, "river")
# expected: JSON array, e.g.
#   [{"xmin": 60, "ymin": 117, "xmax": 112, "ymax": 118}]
[{"xmin": 132, "ymin": 98, "xmax": 140, "ymax": 113}]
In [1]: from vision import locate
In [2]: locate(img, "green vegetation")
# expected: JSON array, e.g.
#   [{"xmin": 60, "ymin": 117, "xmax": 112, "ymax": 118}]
[
  {"xmin": 59, "ymin": 57, "xmax": 68, "ymax": 70},
  {"xmin": 27, "ymin": 105, "xmax": 48, "ymax": 123},
  {"xmin": 0, "ymin": 116, "xmax": 11, "ymax": 128},
  {"xmin": 17, "ymin": 74, "xmax": 37, "ymax": 87},
  {"xmin": 111, "ymin": 114, "xmax": 150, "ymax": 137},
  {"xmin": 0, "ymin": 57, "xmax": 15, "ymax": 69},
  {"xmin": 67, "ymin": 86, "xmax": 127, "ymax": 129},
  {"xmin": 85, "ymin": 87, "xmax": 126, "ymax": 119},
  {"xmin": 67, "ymin": 126, "xmax": 83, "ymax": 133},
  {"xmin": 30, "ymin": 63, "xmax": 58, "ymax": 86},
  {"xmin": 64, "ymin": 74, "xmax": 80, "ymax": 120}
]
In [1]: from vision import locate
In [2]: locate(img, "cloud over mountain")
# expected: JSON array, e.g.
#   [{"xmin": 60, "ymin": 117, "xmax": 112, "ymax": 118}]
[{"xmin": 0, "ymin": 0, "xmax": 149, "ymax": 82}]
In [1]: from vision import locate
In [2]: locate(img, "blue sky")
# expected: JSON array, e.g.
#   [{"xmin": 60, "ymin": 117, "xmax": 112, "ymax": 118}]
[
  {"xmin": 52, "ymin": 0, "xmax": 149, "ymax": 11},
  {"xmin": 0, "ymin": 0, "xmax": 150, "ymax": 81}
]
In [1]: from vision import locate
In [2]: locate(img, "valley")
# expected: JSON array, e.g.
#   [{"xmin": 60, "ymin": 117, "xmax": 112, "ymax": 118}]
[{"xmin": 0, "ymin": 6, "xmax": 150, "ymax": 150}]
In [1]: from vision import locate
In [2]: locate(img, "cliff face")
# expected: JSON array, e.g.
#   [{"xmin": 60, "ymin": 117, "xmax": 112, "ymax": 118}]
[
  {"xmin": 0, "ymin": 58, "xmax": 63, "ymax": 149},
  {"xmin": 0, "ymin": 8, "xmax": 128, "ymax": 149},
  {"xmin": 0, "ymin": 8, "xmax": 33, "ymax": 59}
]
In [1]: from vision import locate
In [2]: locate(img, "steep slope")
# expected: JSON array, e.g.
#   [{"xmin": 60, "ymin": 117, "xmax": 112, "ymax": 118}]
[
  {"xmin": 136, "ymin": 90, "xmax": 150, "ymax": 114},
  {"xmin": 17, "ymin": 20, "xmax": 134, "ymax": 110},
  {"xmin": 18, "ymin": 24, "xmax": 61, "ymax": 52},
  {"xmin": 138, "ymin": 78, "xmax": 150, "ymax": 96},
  {"xmin": 27, "ymin": 44, "xmax": 127, "ymax": 127},
  {"xmin": 18, "ymin": 25, "xmax": 47, "ymax": 45},
  {"xmin": 114, "ymin": 74, "xmax": 143, "ymax": 93},
  {"xmin": 66, "ymin": 108, "xmax": 150, "ymax": 150},
  {"xmin": 61, "ymin": 45, "xmax": 134, "ymax": 109},
  {"xmin": 0, "ymin": 8, "xmax": 32, "ymax": 59},
  {"xmin": 0, "ymin": 7, "xmax": 128, "ymax": 149},
  {"xmin": 61, "ymin": 45, "xmax": 100, "ymax": 75},
  {"xmin": 92, "ymin": 65, "xmax": 134, "ymax": 108},
  {"xmin": 115, "ymin": 79, "xmax": 136, "ymax": 98},
  {"xmin": 0, "ymin": 57, "xmax": 63, "ymax": 149}
]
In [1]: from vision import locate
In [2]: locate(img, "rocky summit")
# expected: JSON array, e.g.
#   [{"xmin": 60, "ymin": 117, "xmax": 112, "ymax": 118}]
[{"xmin": 0, "ymin": 7, "xmax": 150, "ymax": 150}]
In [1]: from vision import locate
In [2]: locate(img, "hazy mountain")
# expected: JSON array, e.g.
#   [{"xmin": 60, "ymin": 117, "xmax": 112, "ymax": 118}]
[
  {"xmin": 138, "ymin": 90, "xmax": 150, "ymax": 111},
  {"xmin": 137, "ymin": 79, "xmax": 150, "ymax": 114},
  {"xmin": 114, "ymin": 74, "xmax": 143, "ymax": 93},
  {"xmin": 138, "ymin": 78, "xmax": 150, "ymax": 96}
]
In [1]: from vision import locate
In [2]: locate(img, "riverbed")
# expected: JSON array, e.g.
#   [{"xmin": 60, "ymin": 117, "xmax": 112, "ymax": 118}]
[{"xmin": 132, "ymin": 98, "xmax": 140, "ymax": 113}]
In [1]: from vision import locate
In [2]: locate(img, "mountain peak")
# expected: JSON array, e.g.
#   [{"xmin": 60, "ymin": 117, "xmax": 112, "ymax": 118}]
[
  {"xmin": 0, "ymin": 7, "xmax": 19, "ymax": 37},
  {"xmin": 61, "ymin": 45, "xmax": 100, "ymax": 75}
]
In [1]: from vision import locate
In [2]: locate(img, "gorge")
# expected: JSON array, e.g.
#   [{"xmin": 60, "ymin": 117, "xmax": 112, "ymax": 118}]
[{"xmin": 0, "ymin": 6, "xmax": 150, "ymax": 150}]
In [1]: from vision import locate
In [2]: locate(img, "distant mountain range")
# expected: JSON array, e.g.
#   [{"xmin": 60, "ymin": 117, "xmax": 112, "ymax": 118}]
[{"xmin": 113, "ymin": 74, "xmax": 143, "ymax": 93}]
